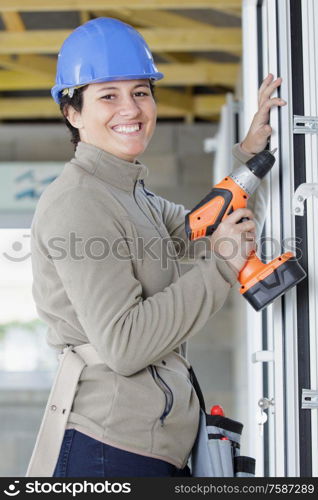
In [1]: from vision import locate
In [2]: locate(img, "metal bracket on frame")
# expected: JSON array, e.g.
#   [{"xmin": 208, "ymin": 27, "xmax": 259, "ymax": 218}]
[
  {"xmin": 302, "ymin": 389, "xmax": 318, "ymax": 409},
  {"xmin": 252, "ymin": 350, "xmax": 274, "ymax": 363},
  {"xmin": 293, "ymin": 183, "xmax": 318, "ymax": 216},
  {"xmin": 293, "ymin": 115, "xmax": 318, "ymax": 134}
]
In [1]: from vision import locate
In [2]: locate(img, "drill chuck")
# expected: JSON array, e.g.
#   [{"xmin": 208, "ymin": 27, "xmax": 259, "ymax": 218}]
[
  {"xmin": 229, "ymin": 149, "xmax": 276, "ymax": 196},
  {"xmin": 245, "ymin": 149, "xmax": 276, "ymax": 179}
]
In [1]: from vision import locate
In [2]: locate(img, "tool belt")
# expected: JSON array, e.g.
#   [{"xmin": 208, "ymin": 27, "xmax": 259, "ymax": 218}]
[
  {"xmin": 25, "ymin": 343, "xmax": 103, "ymax": 477},
  {"xmin": 26, "ymin": 344, "xmax": 255, "ymax": 477},
  {"xmin": 189, "ymin": 367, "xmax": 256, "ymax": 477}
]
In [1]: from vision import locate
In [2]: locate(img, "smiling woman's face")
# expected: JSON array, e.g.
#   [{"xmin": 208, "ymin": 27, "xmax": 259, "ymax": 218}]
[{"xmin": 66, "ymin": 79, "xmax": 157, "ymax": 162}]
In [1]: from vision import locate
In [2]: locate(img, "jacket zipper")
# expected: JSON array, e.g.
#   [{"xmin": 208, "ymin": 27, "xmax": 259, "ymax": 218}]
[
  {"xmin": 149, "ymin": 365, "xmax": 174, "ymax": 426},
  {"xmin": 133, "ymin": 180, "xmax": 182, "ymax": 277},
  {"xmin": 133, "ymin": 181, "xmax": 163, "ymax": 236},
  {"xmin": 139, "ymin": 179, "xmax": 154, "ymax": 197}
]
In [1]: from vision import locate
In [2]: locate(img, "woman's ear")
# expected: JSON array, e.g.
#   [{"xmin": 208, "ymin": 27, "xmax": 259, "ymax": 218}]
[{"xmin": 64, "ymin": 105, "xmax": 83, "ymax": 130}]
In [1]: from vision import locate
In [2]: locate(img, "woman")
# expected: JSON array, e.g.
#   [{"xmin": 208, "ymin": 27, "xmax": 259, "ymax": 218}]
[{"xmin": 29, "ymin": 17, "xmax": 285, "ymax": 477}]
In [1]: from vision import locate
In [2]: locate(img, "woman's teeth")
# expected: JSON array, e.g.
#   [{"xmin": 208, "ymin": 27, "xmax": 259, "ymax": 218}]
[{"xmin": 113, "ymin": 124, "xmax": 140, "ymax": 133}]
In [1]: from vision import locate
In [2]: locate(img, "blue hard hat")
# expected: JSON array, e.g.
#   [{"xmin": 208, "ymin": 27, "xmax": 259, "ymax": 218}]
[{"xmin": 51, "ymin": 17, "xmax": 164, "ymax": 104}]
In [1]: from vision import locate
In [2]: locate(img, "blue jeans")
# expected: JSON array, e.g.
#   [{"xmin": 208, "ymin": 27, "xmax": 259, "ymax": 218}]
[{"xmin": 53, "ymin": 429, "xmax": 192, "ymax": 477}]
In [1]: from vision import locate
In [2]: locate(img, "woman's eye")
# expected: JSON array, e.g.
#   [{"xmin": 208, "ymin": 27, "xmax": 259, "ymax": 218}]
[
  {"xmin": 101, "ymin": 94, "xmax": 115, "ymax": 100},
  {"xmin": 134, "ymin": 91, "xmax": 149, "ymax": 97}
]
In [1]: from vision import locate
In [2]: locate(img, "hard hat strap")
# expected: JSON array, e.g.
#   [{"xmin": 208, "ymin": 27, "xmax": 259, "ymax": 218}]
[{"xmin": 62, "ymin": 85, "xmax": 86, "ymax": 98}]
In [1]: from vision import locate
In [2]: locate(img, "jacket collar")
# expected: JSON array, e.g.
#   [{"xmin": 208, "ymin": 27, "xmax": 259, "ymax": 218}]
[{"xmin": 70, "ymin": 141, "xmax": 149, "ymax": 192}]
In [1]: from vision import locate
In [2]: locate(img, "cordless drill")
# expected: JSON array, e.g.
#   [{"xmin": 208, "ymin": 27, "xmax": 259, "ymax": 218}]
[{"xmin": 185, "ymin": 150, "xmax": 306, "ymax": 311}]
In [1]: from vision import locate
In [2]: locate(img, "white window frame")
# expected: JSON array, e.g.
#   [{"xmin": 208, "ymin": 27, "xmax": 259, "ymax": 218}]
[
  {"xmin": 242, "ymin": 0, "xmax": 305, "ymax": 477},
  {"xmin": 242, "ymin": 0, "xmax": 265, "ymax": 477},
  {"xmin": 301, "ymin": 0, "xmax": 318, "ymax": 477}
]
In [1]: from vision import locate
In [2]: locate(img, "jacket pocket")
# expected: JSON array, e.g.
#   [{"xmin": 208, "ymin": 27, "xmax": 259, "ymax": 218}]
[{"xmin": 149, "ymin": 365, "xmax": 174, "ymax": 425}]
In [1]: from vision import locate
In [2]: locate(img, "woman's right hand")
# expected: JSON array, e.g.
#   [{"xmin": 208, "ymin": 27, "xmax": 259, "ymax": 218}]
[
  {"xmin": 209, "ymin": 208, "xmax": 256, "ymax": 274},
  {"xmin": 240, "ymin": 73, "xmax": 286, "ymax": 155}
]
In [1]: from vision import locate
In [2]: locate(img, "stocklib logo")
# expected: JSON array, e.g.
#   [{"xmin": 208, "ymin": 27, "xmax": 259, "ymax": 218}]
[{"xmin": 4, "ymin": 481, "xmax": 20, "ymax": 496}]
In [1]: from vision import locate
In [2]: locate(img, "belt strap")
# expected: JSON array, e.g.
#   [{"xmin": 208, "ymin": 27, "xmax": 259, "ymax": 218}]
[
  {"xmin": 25, "ymin": 343, "xmax": 102, "ymax": 477},
  {"xmin": 74, "ymin": 343, "xmax": 104, "ymax": 366}
]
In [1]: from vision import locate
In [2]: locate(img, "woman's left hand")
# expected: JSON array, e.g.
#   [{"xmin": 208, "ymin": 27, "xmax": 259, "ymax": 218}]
[{"xmin": 240, "ymin": 73, "xmax": 286, "ymax": 155}]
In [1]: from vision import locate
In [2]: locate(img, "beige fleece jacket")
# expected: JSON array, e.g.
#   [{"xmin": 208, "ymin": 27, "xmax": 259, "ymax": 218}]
[{"xmin": 30, "ymin": 141, "xmax": 266, "ymax": 469}]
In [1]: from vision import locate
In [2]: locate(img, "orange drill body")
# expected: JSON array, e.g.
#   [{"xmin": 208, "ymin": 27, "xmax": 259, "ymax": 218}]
[
  {"xmin": 187, "ymin": 177, "xmax": 249, "ymax": 241},
  {"xmin": 185, "ymin": 150, "xmax": 306, "ymax": 311}
]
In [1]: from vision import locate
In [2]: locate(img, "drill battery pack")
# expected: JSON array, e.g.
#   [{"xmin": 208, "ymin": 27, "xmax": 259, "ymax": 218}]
[{"xmin": 241, "ymin": 256, "xmax": 306, "ymax": 311}]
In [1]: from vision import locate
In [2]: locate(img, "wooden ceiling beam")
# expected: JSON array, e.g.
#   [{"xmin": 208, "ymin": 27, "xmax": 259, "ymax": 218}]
[
  {"xmin": 93, "ymin": 8, "xmax": 214, "ymax": 30},
  {"xmin": 0, "ymin": 28, "xmax": 241, "ymax": 55},
  {"xmin": 1, "ymin": 12, "xmax": 25, "ymax": 31},
  {"xmin": 0, "ymin": 98, "xmax": 58, "ymax": 119},
  {"xmin": 145, "ymin": 28, "xmax": 241, "ymax": 53},
  {"xmin": 0, "ymin": 30, "xmax": 70, "ymax": 54},
  {"xmin": 79, "ymin": 11, "xmax": 91, "ymax": 24},
  {"xmin": 0, "ymin": 62, "xmax": 238, "ymax": 90},
  {"xmin": 157, "ymin": 88, "xmax": 193, "ymax": 113},
  {"xmin": 194, "ymin": 94, "xmax": 225, "ymax": 116},
  {"xmin": 0, "ymin": 55, "xmax": 56, "ymax": 76},
  {"xmin": 156, "ymin": 53, "xmax": 196, "ymax": 64},
  {"xmin": 217, "ymin": 8, "xmax": 241, "ymax": 18},
  {"xmin": 158, "ymin": 62, "xmax": 238, "ymax": 86},
  {"xmin": 0, "ymin": 70, "xmax": 52, "ymax": 90},
  {"xmin": 0, "ymin": 1, "xmax": 242, "ymax": 13}
]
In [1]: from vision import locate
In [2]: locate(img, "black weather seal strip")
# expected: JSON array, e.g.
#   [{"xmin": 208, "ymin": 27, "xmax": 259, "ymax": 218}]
[
  {"xmin": 290, "ymin": 0, "xmax": 312, "ymax": 478},
  {"xmin": 257, "ymin": 0, "xmax": 270, "ymax": 478}
]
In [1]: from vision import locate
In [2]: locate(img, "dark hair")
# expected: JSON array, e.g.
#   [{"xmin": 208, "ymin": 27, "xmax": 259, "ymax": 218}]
[{"xmin": 59, "ymin": 81, "xmax": 156, "ymax": 150}]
